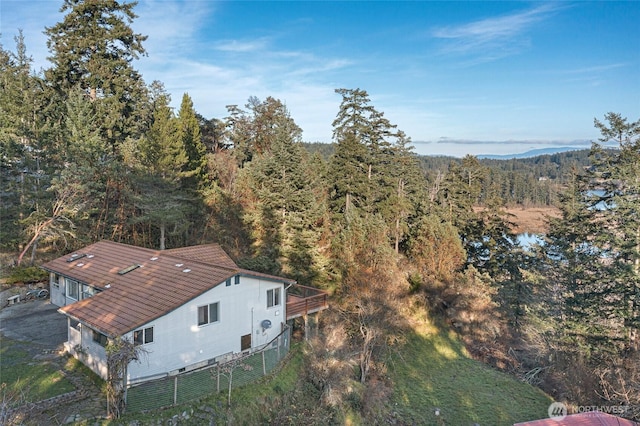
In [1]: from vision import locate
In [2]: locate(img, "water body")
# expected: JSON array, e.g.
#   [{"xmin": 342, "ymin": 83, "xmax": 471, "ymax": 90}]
[{"xmin": 517, "ymin": 233, "xmax": 544, "ymax": 250}]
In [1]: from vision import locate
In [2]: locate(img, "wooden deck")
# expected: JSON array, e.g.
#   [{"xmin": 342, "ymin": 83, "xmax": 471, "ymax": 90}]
[{"xmin": 286, "ymin": 284, "xmax": 329, "ymax": 320}]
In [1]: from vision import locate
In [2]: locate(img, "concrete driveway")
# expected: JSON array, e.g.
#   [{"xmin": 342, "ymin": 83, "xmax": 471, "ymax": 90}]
[{"xmin": 0, "ymin": 297, "xmax": 67, "ymax": 350}]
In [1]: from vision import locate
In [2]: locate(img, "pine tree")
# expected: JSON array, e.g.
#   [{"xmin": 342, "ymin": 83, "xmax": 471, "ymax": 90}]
[
  {"xmin": 133, "ymin": 85, "xmax": 191, "ymax": 249},
  {"xmin": 328, "ymin": 131, "xmax": 370, "ymax": 216},
  {"xmin": 545, "ymin": 166, "xmax": 596, "ymax": 347},
  {"xmin": 237, "ymin": 98, "xmax": 321, "ymax": 280},
  {"xmin": 140, "ymin": 85, "xmax": 185, "ymax": 179},
  {"xmin": 1, "ymin": 33, "xmax": 66, "ymax": 257},
  {"xmin": 177, "ymin": 93, "xmax": 207, "ymax": 190},
  {"xmin": 547, "ymin": 113, "xmax": 640, "ymax": 352},
  {"xmin": 44, "ymin": 0, "xmax": 148, "ymax": 153},
  {"xmin": 588, "ymin": 113, "xmax": 640, "ymax": 350}
]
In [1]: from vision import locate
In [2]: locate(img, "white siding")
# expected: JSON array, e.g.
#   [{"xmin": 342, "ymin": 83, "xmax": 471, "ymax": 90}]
[
  {"xmin": 126, "ymin": 276, "xmax": 286, "ymax": 383},
  {"xmin": 49, "ymin": 273, "xmax": 66, "ymax": 307},
  {"xmin": 64, "ymin": 322, "xmax": 108, "ymax": 380}
]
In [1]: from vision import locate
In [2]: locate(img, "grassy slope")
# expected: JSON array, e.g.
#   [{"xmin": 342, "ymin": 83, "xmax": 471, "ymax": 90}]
[
  {"xmin": 388, "ymin": 320, "xmax": 552, "ymax": 425},
  {"xmin": 0, "ymin": 336, "xmax": 75, "ymax": 402},
  {"xmin": 116, "ymin": 319, "xmax": 551, "ymax": 425},
  {"xmin": 1, "ymin": 318, "xmax": 551, "ymax": 425}
]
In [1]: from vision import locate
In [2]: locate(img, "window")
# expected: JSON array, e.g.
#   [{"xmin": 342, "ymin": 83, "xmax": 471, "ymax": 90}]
[
  {"xmin": 134, "ymin": 327, "xmax": 154, "ymax": 345},
  {"xmin": 234, "ymin": 275, "xmax": 240, "ymax": 285},
  {"xmin": 51, "ymin": 273, "xmax": 60, "ymax": 288},
  {"xmin": 67, "ymin": 279, "xmax": 79, "ymax": 300},
  {"xmin": 198, "ymin": 302, "xmax": 220, "ymax": 326},
  {"xmin": 225, "ymin": 278, "xmax": 231, "ymax": 287},
  {"xmin": 81, "ymin": 284, "xmax": 94, "ymax": 300},
  {"xmin": 92, "ymin": 330, "xmax": 108, "ymax": 347},
  {"xmin": 267, "ymin": 288, "xmax": 281, "ymax": 308}
]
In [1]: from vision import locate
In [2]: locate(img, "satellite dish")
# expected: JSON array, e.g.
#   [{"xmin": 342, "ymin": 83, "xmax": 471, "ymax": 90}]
[{"xmin": 261, "ymin": 319, "xmax": 272, "ymax": 329}]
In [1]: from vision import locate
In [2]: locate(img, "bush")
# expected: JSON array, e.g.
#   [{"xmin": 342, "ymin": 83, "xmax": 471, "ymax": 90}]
[{"xmin": 5, "ymin": 266, "xmax": 48, "ymax": 285}]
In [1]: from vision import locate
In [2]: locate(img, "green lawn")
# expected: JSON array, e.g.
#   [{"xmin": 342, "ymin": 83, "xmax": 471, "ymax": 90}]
[
  {"xmin": 0, "ymin": 336, "xmax": 75, "ymax": 403},
  {"xmin": 389, "ymin": 326, "xmax": 552, "ymax": 425}
]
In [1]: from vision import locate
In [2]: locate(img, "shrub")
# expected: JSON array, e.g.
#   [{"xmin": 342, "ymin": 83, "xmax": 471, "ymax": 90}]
[{"xmin": 5, "ymin": 266, "xmax": 48, "ymax": 285}]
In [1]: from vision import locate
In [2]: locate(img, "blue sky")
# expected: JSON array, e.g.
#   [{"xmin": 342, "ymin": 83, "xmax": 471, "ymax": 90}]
[{"xmin": 2, "ymin": 1, "xmax": 638, "ymax": 157}]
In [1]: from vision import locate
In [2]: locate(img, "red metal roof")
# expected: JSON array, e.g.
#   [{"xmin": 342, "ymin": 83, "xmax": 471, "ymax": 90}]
[
  {"xmin": 514, "ymin": 412, "xmax": 638, "ymax": 426},
  {"xmin": 42, "ymin": 241, "xmax": 294, "ymax": 337},
  {"xmin": 164, "ymin": 244, "xmax": 237, "ymax": 269}
]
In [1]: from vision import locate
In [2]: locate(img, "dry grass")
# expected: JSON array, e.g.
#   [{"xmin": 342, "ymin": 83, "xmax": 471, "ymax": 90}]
[
  {"xmin": 475, "ymin": 206, "xmax": 561, "ymax": 234},
  {"xmin": 505, "ymin": 206, "xmax": 560, "ymax": 234}
]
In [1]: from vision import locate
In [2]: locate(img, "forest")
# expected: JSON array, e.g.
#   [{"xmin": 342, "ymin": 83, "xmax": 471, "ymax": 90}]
[{"xmin": 1, "ymin": 1, "xmax": 639, "ymax": 423}]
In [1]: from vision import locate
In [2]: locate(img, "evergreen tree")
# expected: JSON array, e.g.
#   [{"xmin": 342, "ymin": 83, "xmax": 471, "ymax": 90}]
[
  {"xmin": 545, "ymin": 167, "xmax": 596, "ymax": 347},
  {"xmin": 237, "ymin": 99, "xmax": 321, "ymax": 279},
  {"xmin": 588, "ymin": 113, "xmax": 640, "ymax": 350},
  {"xmin": 139, "ymin": 85, "xmax": 185, "ymax": 178},
  {"xmin": 546, "ymin": 113, "xmax": 640, "ymax": 352},
  {"xmin": 1, "ymin": 33, "xmax": 62, "ymax": 256},
  {"xmin": 134, "ymin": 85, "xmax": 191, "ymax": 249},
  {"xmin": 328, "ymin": 131, "xmax": 369, "ymax": 216},
  {"xmin": 44, "ymin": 0, "xmax": 148, "ymax": 153},
  {"xmin": 177, "ymin": 93, "xmax": 207, "ymax": 190}
]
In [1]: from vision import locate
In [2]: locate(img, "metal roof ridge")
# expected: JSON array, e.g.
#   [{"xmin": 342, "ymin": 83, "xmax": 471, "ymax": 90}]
[
  {"xmin": 237, "ymin": 268, "xmax": 296, "ymax": 283},
  {"xmin": 145, "ymin": 251, "xmax": 240, "ymax": 272}
]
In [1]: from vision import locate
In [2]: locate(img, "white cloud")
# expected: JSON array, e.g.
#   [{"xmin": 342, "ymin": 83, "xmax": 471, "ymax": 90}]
[
  {"xmin": 213, "ymin": 38, "xmax": 271, "ymax": 53},
  {"xmin": 432, "ymin": 3, "xmax": 561, "ymax": 63}
]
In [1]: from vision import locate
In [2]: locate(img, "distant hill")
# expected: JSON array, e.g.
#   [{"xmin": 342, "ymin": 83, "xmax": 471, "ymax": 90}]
[{"xmin": 478, "ymin": 147, "xmax": 584, "ymax": 160}]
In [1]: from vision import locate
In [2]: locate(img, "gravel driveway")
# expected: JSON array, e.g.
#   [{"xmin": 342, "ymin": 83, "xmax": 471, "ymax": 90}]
[{"xmin": 0, "ymin": 295, "xmax": 67, "ymax": 350}]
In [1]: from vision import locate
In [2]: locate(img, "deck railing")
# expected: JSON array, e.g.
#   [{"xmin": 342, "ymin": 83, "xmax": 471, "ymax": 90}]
[{"xmin": 286, "ymin": 284, "xmax": 328, "ymax": 320}]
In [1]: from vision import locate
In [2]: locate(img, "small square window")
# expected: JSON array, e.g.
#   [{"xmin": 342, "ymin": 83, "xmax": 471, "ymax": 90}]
[
  {"xmin": 92, "ymin": 330, "xmax": 108, "ymax": 347},
  {"xmin": 198, "ymin": 302, "xmax": 220, "ymax": 326},
  {"xmin": 267, "ymin": 288, "xmax": 281, "ymax": 308},
  {"xmin": 134, "ymin": 327, "xmax": 154, "ymax": 345}
]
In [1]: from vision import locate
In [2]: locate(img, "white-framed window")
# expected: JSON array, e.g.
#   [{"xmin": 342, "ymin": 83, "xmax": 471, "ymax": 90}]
[
  {"xmin": 66, "ymin": 279, "xmax": 79, "ymax": 300},
  {"xmin": 51, "ymin": 273, "xmax": 60, "ymax": 288},
  {"xmin": 134, "ymin": 326, "xmax": 154, "ymax": 345},
  {"xmin": 267, "ymin": 288, "xmax": 281, "ymax": 308},
  {"xmin": 198, "ymin": 302, "xmax": 219, "ymax": 326}
]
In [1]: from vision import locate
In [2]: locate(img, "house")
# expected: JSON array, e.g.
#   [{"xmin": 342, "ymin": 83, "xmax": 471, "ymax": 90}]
[{"xmin": 42, "ymin": 240, "xmax": 328, "ymax": 384}]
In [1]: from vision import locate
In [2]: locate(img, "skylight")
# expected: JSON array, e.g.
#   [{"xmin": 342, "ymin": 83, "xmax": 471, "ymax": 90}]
[
  {"xmin": 118, "ymin": 264, "xmax": 141, "ymax": 275},
  {"xmin": 66, "ymin": 253, "xmax": 87, "ymax": 263}
]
